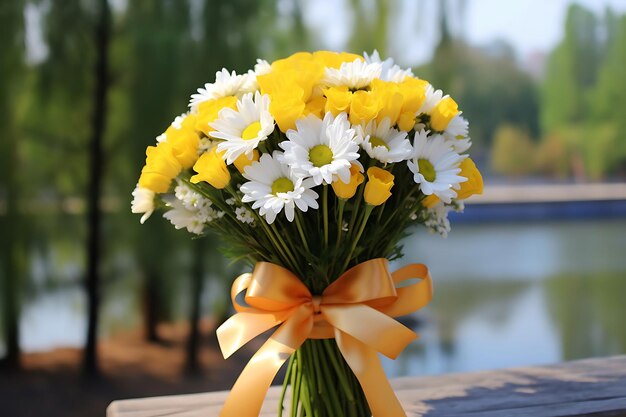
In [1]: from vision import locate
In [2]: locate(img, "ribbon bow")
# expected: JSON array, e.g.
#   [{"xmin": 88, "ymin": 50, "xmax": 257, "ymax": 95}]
[{"xmin": 216, "ymin": 258, "xmax": 433, "ymax": 417}]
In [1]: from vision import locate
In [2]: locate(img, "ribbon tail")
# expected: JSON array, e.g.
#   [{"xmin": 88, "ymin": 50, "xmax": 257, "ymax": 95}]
[
  {"xmin": 219, "ymin": 337, "xmax": 295, "ymax": 416},
  {"xmin": 336, "ymin": 331, "xmax": 407, "ymax": 417},
  {"xmin": 220, "ymin": 306, "xmax": 312, "ymax": 417}
]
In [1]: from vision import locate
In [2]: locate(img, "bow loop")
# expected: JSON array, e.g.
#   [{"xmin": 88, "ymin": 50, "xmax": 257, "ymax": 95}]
[
  {"xmin": 245, "ymin": 262, "xmax": 312, "ymax": 310},
  {"xmin": 322, "ymin": 259, "xmax": 398, "ymax": 306}
]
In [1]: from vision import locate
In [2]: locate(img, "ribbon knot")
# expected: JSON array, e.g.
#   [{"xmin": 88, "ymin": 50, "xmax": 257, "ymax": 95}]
[
  {"xmin": 216, "ymin": 258, "xmax": 433, "ymax": 417},
  {"xmin": 311, "ymin": 295, "xmax": 322, "ymax": 315}
]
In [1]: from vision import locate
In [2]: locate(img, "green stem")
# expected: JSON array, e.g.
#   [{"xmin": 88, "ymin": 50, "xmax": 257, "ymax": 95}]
[
  {"xmin": 311, "ymin": 341, "xmax": 343, "ymax": 416},
  {"xmin": 295, "ymin": 211, "xmax": 310, "ymax": 253},
  {"xmin": 321, "ymin": 340, "xmax": 355, "ymax": 402},
  {"xmin": 335, "ymin": 198, "xmax": 346, "ymax": 248},
  {"xmin": 322, "ymin": 185, "xmax": 329, "ymax": 248},
  {"xmin": 341, "ymin": 205, "xmax": 374, "ymax": 273},
  {"xmin": 290, "ymin": 355, "xmax": 301, "ymax": 417},
  {"xmin": 345, "ymin": 182, "xmax": 365, "ymax": 245},
  {"xmin": 279, "ymin": 355, "xmax": 295, "ymax": 416}
]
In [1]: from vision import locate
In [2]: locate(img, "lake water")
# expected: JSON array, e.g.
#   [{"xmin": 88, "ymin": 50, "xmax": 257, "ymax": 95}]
[
  {"xmin": 4, "ymin": 218, "xmax": 626, "ymax": 378},
  {"xmin": 384, "ymin": 218, "xmax": 626, "ymax": 377}
]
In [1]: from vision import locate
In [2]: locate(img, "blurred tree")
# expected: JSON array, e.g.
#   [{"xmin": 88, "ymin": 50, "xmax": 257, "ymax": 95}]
[
  {"xmin": 83, "ymin": 0, "xmax": 112, "ymax": 376},
  {"xmin": 0, "ymin": 0, "xmax": 25, "ymax": 370},
  {"xmin": 423, "ymin": 2, "xmax": 539, "ymax": 156},
  {"xmin": 119, "ymin": 0, "xmax": 196, "ymax": 344},
  {"xmin": 587, "ymin": 14, "xmax": 626, "ymax": 177},
  {"xmin": 541, "ymin": 4, "xmax": 602, "ymax": 132},
  {"xmin": 348, "ymin": 0, "xmax": 390, "ymax": 55},
  {"xmin": 490, "ymin": 124, "xmax": 536, "ymax": 177},
  {"xmin": 534, "ymin": 132, "xmax": 572, "ymax": 179}
]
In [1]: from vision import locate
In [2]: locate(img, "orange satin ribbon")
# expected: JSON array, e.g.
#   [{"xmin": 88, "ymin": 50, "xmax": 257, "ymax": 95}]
[{"xmin": 216, "ymin": 258, "xmax": 433, "ymax": 417}]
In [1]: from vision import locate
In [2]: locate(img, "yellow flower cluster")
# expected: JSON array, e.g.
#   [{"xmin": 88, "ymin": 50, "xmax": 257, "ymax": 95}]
[{"xmin": 257, "ymin": 51, "xmax": 361, "ymax": 132}]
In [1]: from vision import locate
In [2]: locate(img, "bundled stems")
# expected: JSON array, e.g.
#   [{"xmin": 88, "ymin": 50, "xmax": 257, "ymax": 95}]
[{"xmin": 282, "ymin": 339, "xmax": 370, "ymax": 417}]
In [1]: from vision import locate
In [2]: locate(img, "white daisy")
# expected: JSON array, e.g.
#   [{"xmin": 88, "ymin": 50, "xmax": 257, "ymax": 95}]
[
  {"xmin": 443, "ymin": 114, "xmax": 472, "ymax": 153},
  {"xmin": 363, "ymin": 50, "xmax": 413, "ymax": 82},
  {"xmin": 171, "ymin": 112, "xmax": 187, "ymax": 129},
  {"xmin": 407, "ymin": 130, "xmax": 467, "ymax": 203},
  {"xmin": 189, "ymin": 69, "xmax": 256, "ymax": 109},
  {"xmin": 418, "ymin": 84, "xmax": 444, "ymax": 114},
  {"xmin": 240, "ymin": 152, "xmax": 319, "ymax": 224},
  {"xmin": 322, "ymin": 58, "xmax": 382, "ymax": 90},
  {"xmin": 280, "ymin": 112, "xmax": 360, "ymax": 185},
  {"xmin": 210, "ymin": 91, "xmax": 275, "ymax": 164},
  {"xmin": 254, "ymin": 59, "xmax": 272, "ymax": 77},
  {"xmin": 131, "ymin": 185, "xmax": 155, "ymax": 224},
  {"xmin": 356, "ymin": 118, "xmax": 412, "ymax": 163}
]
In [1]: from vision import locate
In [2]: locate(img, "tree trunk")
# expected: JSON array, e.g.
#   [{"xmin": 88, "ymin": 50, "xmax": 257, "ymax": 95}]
[
  {"xmin": 0, "ymin": 0, "xmax": 24, "ymax": 372},
  {"xmin": 0, "ymin": 124, "xmax": 21, "ymax": 372},
  {"xmin": 186, "ymin": 239, "xmax": 205, "ymax": 374},
  {"xmin": 83, "ymin": 0, "xmax": 111, "ymax": 377},
  {"xmin": 143, "ymin": 269, "xmax": 162, "ymax": 343}
]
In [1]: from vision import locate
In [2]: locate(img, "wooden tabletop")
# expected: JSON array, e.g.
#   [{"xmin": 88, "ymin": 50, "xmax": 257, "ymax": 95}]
[{"xmin": 107, "ymin": 355, "xmax": 626, "ymax": 417}]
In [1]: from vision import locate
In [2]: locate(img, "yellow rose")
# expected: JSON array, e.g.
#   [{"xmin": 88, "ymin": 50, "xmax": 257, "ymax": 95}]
[
  {"xmin": 312, "ymin": 50, "xmax": 362, "ymax": 68},
  {"xmin": 138, "ymin": 142, "xmax": 182, "ymax": 193},
  {"xmin": 324, "ymin": 86, "xmax": 353, "ymax": 116},
  {"xmin": 332, "ymin": 163, "xmax": 364, "ymax": 199},
  {"xmin": 430, "ymin": 96, "xmax": 459, "ymax": 132},
  {"xmin": 349, "ymin": 90, "xmax": 381, "ymax": 125},
  {"xmin": 233, "ymin": 149, "xmax": 260, "ymax": 174},
  {"xmin": 364, "ymin": 167, "xmax": 394, "ymax": 206},
  {"xmin": 398, "ymin": 78, "xmax": 428, "ymax": 114},
  {"xmin": 190, "ymin": 147, "xmax": 230, "ymax": 189},
  {"xmin": 164, "ymin": 124, "xmax": 199, "ymax": 169},
  {"xmin": 304, "ymin": 95, "xmax": 327, "ymax": 118},
  {"xmin": 370, "ymin": 79, "xmax": 402, "ymax": 125},
  {"xmin": 180, "ymin": 113, "xmax": 198, "ymax": 131},
  {"xmin": 456, "ymin": 158, "xmax": 483, "ymax": 200},
  {"xmin": 195, "ymin": 96, "xmax": 238, "ymax": 135},
  {"xmin": 397, "ymin": 111, "xmax": 417, "ymax": 132},
  {"xmin": 262, "ymin": 53, "xmax": 323, "ymax": 102},
  {"xmin": 269, "ymin": 87, "xmax": 306, "ymax": 132}
]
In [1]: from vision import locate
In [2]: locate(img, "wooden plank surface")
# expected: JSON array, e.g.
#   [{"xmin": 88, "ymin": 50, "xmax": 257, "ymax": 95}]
[{"xmin": 107, "ymin": 355, "xmax": 626, "ymax": 417}]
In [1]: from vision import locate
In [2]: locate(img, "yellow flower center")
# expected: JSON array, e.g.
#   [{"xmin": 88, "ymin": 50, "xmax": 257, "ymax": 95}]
[
  {"xmin": 309, "ymin": 144, "xmax": 334, "ymax": 167},
  {"xmin": 242, "ymin": 121, "xmax": 262, "ymax": 140},
  {"xmin": 369, "ymin": 136, "xmax": 389, "ymax": 150},
  {"xmin": 271, "ymin": 177, "xmax": 294, "ymax": 194},
  {"xmin": 418, "ymin": 159, "xmax": 436, "ymax": 182}
]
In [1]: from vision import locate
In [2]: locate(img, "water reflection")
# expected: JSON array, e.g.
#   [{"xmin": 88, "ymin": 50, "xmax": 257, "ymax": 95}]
[{"xmin": 3, "ymin": 219, "xmax": 626, "ymax": 377}]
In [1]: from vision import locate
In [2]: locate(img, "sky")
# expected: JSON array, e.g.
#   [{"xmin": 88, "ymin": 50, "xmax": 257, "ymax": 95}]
[{"xmin": 305, "ymin": 0, "xmax": 626, "ymax": 66}]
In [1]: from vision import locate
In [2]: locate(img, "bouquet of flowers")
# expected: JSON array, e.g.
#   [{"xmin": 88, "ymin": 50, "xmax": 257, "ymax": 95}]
[{"xmin": 131, "ymin": 50, "xmax": 483, "ymax": 417}]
